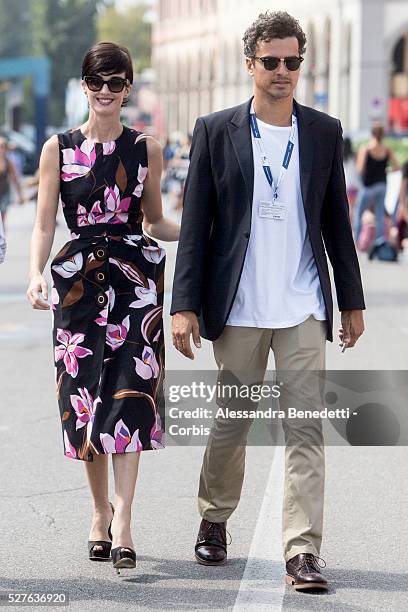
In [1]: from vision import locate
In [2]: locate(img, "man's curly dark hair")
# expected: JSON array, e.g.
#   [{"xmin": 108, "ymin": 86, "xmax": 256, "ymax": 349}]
[{"xmin": 243, "ymin": 11, "xmax": 307, "ymax": 58}]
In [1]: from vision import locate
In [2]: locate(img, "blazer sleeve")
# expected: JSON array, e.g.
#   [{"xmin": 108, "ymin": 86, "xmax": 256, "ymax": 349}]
[
  {"xmin": 321, "ymin": 120, "xmax": 366, "ymax": 311},
  {"xmin": 170, "ymin": 117, "xmax": 215, "ymax": 316}
]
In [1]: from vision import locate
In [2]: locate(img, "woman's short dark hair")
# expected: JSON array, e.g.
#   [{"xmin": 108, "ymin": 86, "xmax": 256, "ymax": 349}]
[
  {"xmin": 243, "ymin": 11, "xmax": 307, "ymax": 58},
  {"xmin": 82, "ymin": 42, "xmax": 134, "ymax": 83}
]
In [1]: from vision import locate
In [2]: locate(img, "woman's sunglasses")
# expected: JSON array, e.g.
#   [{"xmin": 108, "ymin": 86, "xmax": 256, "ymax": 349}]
[
  {"xmin": 252, "ymin": 56, "xmax": 303, "ymax": 71},
  {"xmin": 83, "ymin": 75, "xmax": 130, "ymax": 93}
]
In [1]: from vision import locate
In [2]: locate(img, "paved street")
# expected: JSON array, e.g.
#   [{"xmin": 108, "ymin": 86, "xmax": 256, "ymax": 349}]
[{"xmin": 1, "ymin": 199, "xmax": 408, "ymax": 611}]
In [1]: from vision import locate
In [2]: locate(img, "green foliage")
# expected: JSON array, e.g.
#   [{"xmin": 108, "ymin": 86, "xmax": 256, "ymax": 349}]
[
  {"xmin": 97, "ymin": 3, "xmax": 152, "ymax": 73},
  {"xmin": 354, "ymin": 138, "xmax": 408, "ymax": 165},
  {"xmin": 0, "ymin": 0, "xmax": 33, "ymax": 57},
  {"xmin": 40, "ymin": 0, "xmax": 104, "ymax": 125},
  {"xmin": 383, "ymin": 138, "xmax": 408, "ymax": 165},
  {"xmin": 0, "ymin": 0, "xmax": 112, "ymax": 125}
]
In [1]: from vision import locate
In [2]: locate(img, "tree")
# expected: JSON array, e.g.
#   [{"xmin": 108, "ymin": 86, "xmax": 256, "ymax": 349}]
[
  {"xmin": 0, "ymin": 0, "xmax": 115, "ymax": 126},
  {"xmin": 38, "ymin": 0, "xmax": 105, "ymax": 124},
  {"xmin": 0, "ymin": 0, "xmax": 33, "ymax": 58},
  {"xmin": 97, "ymin": 3, "xmax": 152, "ymax": 74},
  {"xmin": 0, "ymin": 0, "xmax": 34, "ymax": 127}
]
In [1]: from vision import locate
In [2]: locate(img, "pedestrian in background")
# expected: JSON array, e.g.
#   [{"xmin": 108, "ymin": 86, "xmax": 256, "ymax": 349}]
[
  {"xmin": 27, "ymin": 42, "xmax": 179, "ymax": 574},
  {"xmin": 397, "ymin": 159, "xmax": 408, "ymax": 257},
  {"xmin": 0, "ymin": 136, "xmax": 24, "ymax": 230},
  {"xmin": 7, "ymin": 141, "xmax": 24, "ymax": 178},
  {"xmin": 171, "ymin": 10, "xmax": 365, "ymax": 592},
  {"xmin": 0, "ymin": 212, "xmax": 6, "ymax": 263},
  {"xmin": 163, "ymin": 138, "xmax": 175, "ymax": 171},
  {"xmin": 353, "ymin": 123, "xmax": 399, "ymax": 246},
  {"xmin": 342, "ymin": 136, "xmax": 360, "ymax": 218}
]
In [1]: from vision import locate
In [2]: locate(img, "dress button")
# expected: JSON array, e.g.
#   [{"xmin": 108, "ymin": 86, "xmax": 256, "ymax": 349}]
[
  {"xmin": 95, "ymin": 248, "xmax": 106, "ymax": 260},
  {"xmin": 96, "ymin": 292, "xmax": 107, "ymax": 307},
  {"xmin": 95, "ymin": 271, "xmax": 105, "ymax": 283}
]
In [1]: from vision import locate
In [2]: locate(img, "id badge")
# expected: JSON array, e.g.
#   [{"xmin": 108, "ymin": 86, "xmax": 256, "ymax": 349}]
[{"xmin": 259, "ymin": 200, "xmax": 287, "ymax": 220}]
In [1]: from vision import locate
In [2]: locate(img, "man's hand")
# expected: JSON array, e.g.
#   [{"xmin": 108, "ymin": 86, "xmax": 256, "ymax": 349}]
[
  {"xmin": 339, "ymin": 310, "xmax": 365, "ymax": 350},
  {"xmin": 172, "ymin": 311, "xmax": 201, "ymax": 359}
]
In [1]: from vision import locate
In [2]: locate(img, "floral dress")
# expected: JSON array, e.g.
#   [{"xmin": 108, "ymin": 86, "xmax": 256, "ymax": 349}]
[{"xmin": 51, "ymin": 126, "xmax": 165, "ymax": 462}]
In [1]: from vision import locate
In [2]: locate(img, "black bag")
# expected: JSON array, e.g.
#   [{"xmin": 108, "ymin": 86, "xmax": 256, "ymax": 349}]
[{"xmin": 368, "ymin": 239, "xmax": 398, "ymax": 262}]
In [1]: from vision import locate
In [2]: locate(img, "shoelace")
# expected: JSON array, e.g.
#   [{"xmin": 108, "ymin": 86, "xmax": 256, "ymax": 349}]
[
  {"xmin": 300, "ymin": 554, "xmax": 326, "ymax": 572},
  {"xmin": 201, "ymin": 523, "xmax": 233, "ymax": 546}
]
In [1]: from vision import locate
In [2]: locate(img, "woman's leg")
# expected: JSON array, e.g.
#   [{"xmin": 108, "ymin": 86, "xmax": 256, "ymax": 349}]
[
  {"xmin": 353, "ymin": 187, "xmax": 370, "ymax": 241},
  {"xmin": 111, "ymin": 452, "xmax": 141, "ymax": 549},
  {"xmin": 84, "ymin": 454, "xmax": 113, "ymax": 550},
  {"xmin": 373, "ymin": 182, "xmax": 387, "ymax": 242},
  {"xmin": 1, "ymin": 207, "xmax": 7, "ymax": 231}
]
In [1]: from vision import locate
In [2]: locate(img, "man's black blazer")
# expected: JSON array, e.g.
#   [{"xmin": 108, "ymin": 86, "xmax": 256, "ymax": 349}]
[{"xmin": 170, "ymin": 97, "xmax": 365, "ymax": 342}]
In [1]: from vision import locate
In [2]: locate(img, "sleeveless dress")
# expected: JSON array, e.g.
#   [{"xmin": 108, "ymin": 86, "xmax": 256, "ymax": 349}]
[{"xmin": 51, "ymin": 125, "xmax": 165, "ymax": 462}]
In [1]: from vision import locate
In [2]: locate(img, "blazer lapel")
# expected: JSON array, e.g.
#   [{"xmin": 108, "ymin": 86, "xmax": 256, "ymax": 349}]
[
  {"xmin": 293, "ymin": 98, "xmax": 315, "ymax": 210},
  {"xmin": 226, "ymin": 97, "xmax": 315, "ymax": 211},
  {"xmin": 227, "ymin": 98, "xmax": 254, "ymax": 206}
]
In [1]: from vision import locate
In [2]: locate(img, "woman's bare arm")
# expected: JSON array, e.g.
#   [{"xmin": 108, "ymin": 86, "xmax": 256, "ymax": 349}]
[
  {"xmin": 27, "ymin": 135, "xmax": 60, "ymax": 309},
  {"xmin": 141, "ymin": 137, "xmax": 180, "ymax": 242},
  {"xmin": 398, "ymin": 177, "xmax": 408, "ymax": 223},
  {"xmin": 387, "ymin": 148, "xmax": 400, "ymax": 172},
  {"xmin": 356, "ymin": 145, "xmax": 367, "ymax": 177}
]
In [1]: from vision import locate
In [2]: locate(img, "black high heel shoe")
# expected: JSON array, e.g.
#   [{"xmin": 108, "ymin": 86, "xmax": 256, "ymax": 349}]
[
  {"xmin": 88, "ymin": 501, "xmax": 115, "ymax": 561},
  {"xmin": 111, "ymin": 546, "xmax": 136, "ymax": 574}
]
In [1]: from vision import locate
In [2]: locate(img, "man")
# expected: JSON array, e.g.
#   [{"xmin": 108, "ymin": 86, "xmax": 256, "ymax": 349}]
[{"xmin": 171, "ymin": 10, "xmax": 365, "ymax": 591}]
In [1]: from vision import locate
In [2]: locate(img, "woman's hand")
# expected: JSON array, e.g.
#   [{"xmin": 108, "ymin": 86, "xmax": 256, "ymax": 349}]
[{"xmin": 27, "ymin": 274, "xmax": 50, "ymax": 310}]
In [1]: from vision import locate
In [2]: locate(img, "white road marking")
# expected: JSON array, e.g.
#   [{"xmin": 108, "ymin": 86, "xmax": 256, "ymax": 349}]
[{"xmin": 233, "ymin": 445, "xmax": 286, "ymax": 611}]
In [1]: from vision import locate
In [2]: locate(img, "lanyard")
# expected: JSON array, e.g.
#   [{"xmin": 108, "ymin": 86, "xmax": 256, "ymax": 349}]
[{"xmin": 249, "ymin": 104, "xmax": 297, "ymax": 201}]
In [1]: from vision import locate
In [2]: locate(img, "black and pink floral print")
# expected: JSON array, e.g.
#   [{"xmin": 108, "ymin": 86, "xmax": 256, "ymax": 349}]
[{"xmin": 51, "ymin": 126, "xmax": 165, "ymax": 462}]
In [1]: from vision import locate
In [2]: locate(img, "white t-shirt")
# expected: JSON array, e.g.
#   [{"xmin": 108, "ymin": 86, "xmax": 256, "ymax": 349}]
[{"xmin": 226, "ymin": 114, "xmax": 326, "ymax": 328}]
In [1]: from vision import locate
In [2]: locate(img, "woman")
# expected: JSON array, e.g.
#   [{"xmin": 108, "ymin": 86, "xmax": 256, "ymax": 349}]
[
  {"xmin": 342, "ymin": 136, "xmax": 360, "ymax": 218},
  {"xmin": 27, "ymin": 42, "xmax": 179, "ymax": 572},
  {"xmin": 0, "ymin": 212, "xmax": 6, "ymax": 263},
  {"xmin": 397, "ymin": 159, "xmax": 408, "ymax": 256},
  {"xmin": 353, "ymin": 123, "xmax": 399, "ymax": 246},
  {"xmin": 0, "ymin": 136, "xmax": 24, "ymax": 229}
]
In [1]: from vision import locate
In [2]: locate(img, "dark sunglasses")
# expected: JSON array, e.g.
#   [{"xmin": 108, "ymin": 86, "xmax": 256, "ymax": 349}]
[
  {"xmin": 253, "ymin": 56, "xmax": 303, "ymax": 71},
  {"xmin": 83, "ymin": 75, "xmax": 130, "ymax": 93}
]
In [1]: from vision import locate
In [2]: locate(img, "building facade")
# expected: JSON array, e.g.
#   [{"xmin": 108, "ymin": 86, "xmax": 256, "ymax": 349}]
[{"xmin": 152, "ymin": 0, "xmax": 408, "ymax": 136}]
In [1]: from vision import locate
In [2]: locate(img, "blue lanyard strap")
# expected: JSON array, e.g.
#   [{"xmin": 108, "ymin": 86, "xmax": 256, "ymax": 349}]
[{"xmin": 249, "ymin": 104, "xmax": 296, "ymax": 200}]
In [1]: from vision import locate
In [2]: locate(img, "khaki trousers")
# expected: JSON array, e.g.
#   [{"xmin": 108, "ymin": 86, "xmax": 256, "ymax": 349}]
[{"xmin": 198, "ymin": 315, "xmax": 327, "ymax": 562}]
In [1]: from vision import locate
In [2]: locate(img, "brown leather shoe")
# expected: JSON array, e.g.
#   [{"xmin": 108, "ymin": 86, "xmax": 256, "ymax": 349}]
[
  {"xmin": 285, "ymin": 553, "xmax": 328, "ymax": 591},
  {"xmin": 195, "ymin": 519, "xmax": 228, "ymax": 565}
]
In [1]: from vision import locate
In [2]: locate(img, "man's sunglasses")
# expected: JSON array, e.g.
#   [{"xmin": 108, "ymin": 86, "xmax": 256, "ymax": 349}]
[
  {"xmin": 252, "ymin": 56, "xmax": 304, "ymax": 71},
  {"xmin": 83, "ymin": 75, "xmax": 130, "ymax": 93}
]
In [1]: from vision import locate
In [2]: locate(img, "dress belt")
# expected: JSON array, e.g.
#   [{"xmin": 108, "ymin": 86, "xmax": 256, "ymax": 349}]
[{"xmin": 69, "ymin": 223, "xmax": 143, "ymax": 239}]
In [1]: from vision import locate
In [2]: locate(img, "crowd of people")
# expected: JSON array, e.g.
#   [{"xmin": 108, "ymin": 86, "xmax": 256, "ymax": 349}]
[
  {"xmin": 160, "ymin": 134, "xmax": 192, "ymax": 211},
  {"xmin": 158, "ymin": 122, "xmax": 408, "ymax": 262},
  {"xmin": 1, "ymin": 121, "xmax": 408, "ymax": 266},
  {"xmin": 343, "ymin": 123, "xmax": 408, "ymax": 261}
]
